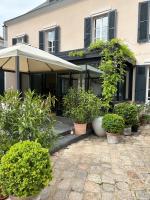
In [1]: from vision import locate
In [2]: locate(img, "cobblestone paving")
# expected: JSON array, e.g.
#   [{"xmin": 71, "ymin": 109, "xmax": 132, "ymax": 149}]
[{"xmin": 49, "ymin": 126, "xmax": 150, "ymax": 200}]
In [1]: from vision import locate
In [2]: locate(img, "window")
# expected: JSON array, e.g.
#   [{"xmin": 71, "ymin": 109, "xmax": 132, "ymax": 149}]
[
  {"xmin": 12, "ymin": 35, "xmax": 28, "ymax": 45},
  {"xmin": 47, "ymin": 30, "xmax": 55, "ymax": 53},
  {"xmin": 94, "ymin": 15, "xmax": 109, "ymax": 41},
  {"xmin": 39, "ymin": 27, "xmax": 60, "ymax": 53},
  {"xmin": 16, "ymin": 37, "xmax": 24, "ymax": 44}
]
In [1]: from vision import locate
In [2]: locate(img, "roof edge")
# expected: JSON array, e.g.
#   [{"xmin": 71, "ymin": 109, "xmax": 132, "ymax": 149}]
[{"xmin": 4, "ymin": 0, "xmax": 62, "ymax": 25}]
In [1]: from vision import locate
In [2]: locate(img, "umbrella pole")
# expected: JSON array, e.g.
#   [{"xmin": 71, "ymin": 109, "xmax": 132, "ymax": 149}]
[{"xmin": 15, "ymin": 56, "xmax": 20, "ymax": 91}]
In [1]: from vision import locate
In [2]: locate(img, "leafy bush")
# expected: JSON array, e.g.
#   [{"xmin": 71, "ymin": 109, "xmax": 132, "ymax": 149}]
[
  {"xmin": 102, "ymin": 114, "xmax": 125, "ymax": 134},
  {"xmin": 114, "ymin": 102, "xmax": 138, "ymax": 127},
  {"xmin": 0, "ymin": 141, "xmax": 52, "ymax": 197},
  {"xmin": 63, "ymin": 88, "xmax": 102, "ymax": 123},
  {"xmin": 0, "ymin": 90, "xmax": 56, "ymax": 159},
  {"xmin": 140, "ymin": 114, "xmax": 150, "ymax": 125},
  {"xmin": 88, "ymin": 40, "xmax": 106, "ymax": 52},
  {"xmin": 69, "ymin": 50, "xmax": 85, "ymax": 57}
]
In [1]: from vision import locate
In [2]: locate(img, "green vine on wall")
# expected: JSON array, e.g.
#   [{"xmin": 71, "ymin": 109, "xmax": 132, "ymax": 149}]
[
  {"xmin": 68, "ymin": 39, "xmax": 136, "ymax": 111},
  {"xmin": 98, "ymin": 39, "xmax": 136, "ymax": 110}
]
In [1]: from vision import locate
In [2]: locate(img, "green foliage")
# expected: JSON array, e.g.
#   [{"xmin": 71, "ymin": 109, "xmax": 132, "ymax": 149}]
[
  {"xmin": 114, "ymin": 102, "xmax": 138, "ymax": 127},
  {"xmin": 140, "ymin": 114, "xmax": 150, "ymax": 125},
  {"xmin": 0, "ymin": 141, "xmax": 52, "ymax": 197},
  {"xmin": 88, "ymin": 40, "xmax": 106, "ymax": 52},
  {"xmin": 0, "ymin": 90, "xmax": 56, "ymax": 159},
  {"xmin": 144, "ymin": 102, "xmax": 150, "ymax": 114},
  {"xmin": 69, "ymin": 50, "xmax": 85, "ymax": 57},
  {"xmin": 102, "ymin": 114, "xmax": 125, "ymax": 134},
  {"xmin": 63, "ymin": 88, "xmax": 102, "ymax": 123},
  {"xmin": 89, "ymin": 38, "xmax": 136, "ymax": 110}
]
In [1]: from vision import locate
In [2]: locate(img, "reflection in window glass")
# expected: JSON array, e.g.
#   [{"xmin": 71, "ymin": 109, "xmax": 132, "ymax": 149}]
[
  {"xmin": 16, "ymin": 37, "xmax": 24, "ymax": 44},
  {"xmin": 95, "ymin": 15, "xmax": 108, "ymax": 41},
  {"xmin": 47, "ymin": 30, "xmax": 55, "ymax": 53}
]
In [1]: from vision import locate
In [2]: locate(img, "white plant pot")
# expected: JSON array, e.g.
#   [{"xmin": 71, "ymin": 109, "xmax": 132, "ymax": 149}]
[
  {"xmin": 92, "ymin": 116, "xmax": 106, "ymax": 137},
  {"xmin": 124, "ymin": 127, "xmax": 132, "ymax": 136},
  {"xmin": 92, "ymin": 117, "xmax": 106, "ymax": 137},
  {"xmin": 106, "ymin": 132, "xmax": 120, "ymax": 144}
]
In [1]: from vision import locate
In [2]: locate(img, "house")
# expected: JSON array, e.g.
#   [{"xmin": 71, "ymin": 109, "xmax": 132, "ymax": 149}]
[{"xmin": 2, "ymin": 0, "xmax": 150, "ymax": 103}]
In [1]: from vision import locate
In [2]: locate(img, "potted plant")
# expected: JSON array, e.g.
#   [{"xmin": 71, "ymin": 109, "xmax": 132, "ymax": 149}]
[
  {"xmin": 114, "ymin": 102, "xmax": 138, "ymax": 135},
  {"xmin": 71, "ymin": 106, "xmax": 87, "ymax": 135},
  {"xmin": 63, "ymin": 88, "xmax": 102, "ymax": 135},
  {"xmin": 0, "ymin": 141, "xmax": 53, "ymax": 200},
  {"xmin": 140, "ymin": 114, "xmax": 150, "ymax": 125},
  {"xmin": 0, "ymin": 189, "xmax": 7, "ymax": 200},
  {"xmin": 90, "ymin": 98, "xmax": 106, "ymax": 137},
  {"xmin": 102, "ymin": 114, "xmax": 125, "ymax": 144}
]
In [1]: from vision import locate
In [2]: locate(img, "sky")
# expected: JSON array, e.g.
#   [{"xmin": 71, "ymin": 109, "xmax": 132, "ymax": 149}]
[{"xmin": 0, "ymin": 0, "xmax": 46, "ymax": 36}]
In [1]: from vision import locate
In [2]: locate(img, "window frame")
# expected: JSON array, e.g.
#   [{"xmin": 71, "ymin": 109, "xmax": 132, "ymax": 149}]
[
  {"xmin": 93, "ymin": 13, "xmax": 109, "ymax": 42},
  {"xmin": 44, "ymin": 29, "xmax": 56, "ymax": 54}
]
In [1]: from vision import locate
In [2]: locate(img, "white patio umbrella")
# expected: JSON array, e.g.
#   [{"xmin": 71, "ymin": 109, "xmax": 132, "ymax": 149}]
[{"xmin": 0, "ymin": 44, "xmax": 82, "ymax": 90}]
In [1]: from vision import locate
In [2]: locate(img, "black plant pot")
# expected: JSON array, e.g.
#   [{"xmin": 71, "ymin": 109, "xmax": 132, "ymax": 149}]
[{"xmin": 131, "ymin": 125, "xmax": 139, "ymax": 132}]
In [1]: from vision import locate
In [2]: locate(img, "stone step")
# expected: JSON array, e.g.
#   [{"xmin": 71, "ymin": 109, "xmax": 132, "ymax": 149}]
[{"xmin": 51, "ymin": 130, "xmax": 91, "ymax": 154}]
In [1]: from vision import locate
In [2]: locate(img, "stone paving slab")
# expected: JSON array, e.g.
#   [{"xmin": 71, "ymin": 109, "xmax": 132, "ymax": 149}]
[{"xmin": 49, "ymin": 126, "xmax": 150, "ymax": 200}]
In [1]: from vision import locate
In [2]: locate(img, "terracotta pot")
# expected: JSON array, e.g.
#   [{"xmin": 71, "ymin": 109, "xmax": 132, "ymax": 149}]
[
  {"xmin": 106, "ymin": 132, "xmax": 120, "ymax": 144},
  {"xmin": 0, "ymin": 195, "xmax": 8, "ymax": 200},
  {"xmin": 74, "ymin": 123, "xmax": 87, "ymax": 135},
  {"xmin": 124, "ymin": 127, "xmax": 132, "ymax": 136},
  {"xmin": 92, "ymin": 116, "xmax": 106, "ymax": 137}
]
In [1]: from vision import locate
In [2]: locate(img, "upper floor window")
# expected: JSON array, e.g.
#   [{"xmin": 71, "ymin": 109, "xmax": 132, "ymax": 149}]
[
  {"xmin": 12, "ymin": 34, "xmax": 28, "ymax": 45},
  {"xmin": 47, "ymin": 30, "xmax": 55, "ymax": 53},
  {"xmin": 138, "ymin": 1, "xmax": 150, "ymax": 43},
  {"xmin": 16, "ymin": 37, "xmax": 24, "ymax": 44},
  {"xmin": 94, "ymin": 15, "xmax": 109, "ymax": 41},
  {"xmin": 84, "ymin": 10, "xmax": 117, "ymax": 48},
  {"xmin": 39, "ymin": 26, "xmax": 60, "ymax": 54}
]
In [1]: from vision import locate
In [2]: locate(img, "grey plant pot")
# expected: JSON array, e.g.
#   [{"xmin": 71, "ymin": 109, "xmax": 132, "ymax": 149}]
[
  {"xmin": 124, "ymin": 127, "xmax": 132, "ymax": 136},
  {"xmin": 106, "ymin": 132, "xmax": 120, "ymax": 144},
  {"xmin": 92, "ymin": 116, "xmax": 106, "ymax": 137}
]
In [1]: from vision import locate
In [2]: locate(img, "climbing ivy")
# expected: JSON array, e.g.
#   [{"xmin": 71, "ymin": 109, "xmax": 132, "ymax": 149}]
[
  {"xmin": 68, "ymin": 38, "xmax": 136, "ymax": 111},
  {"xmin": 98, "ymin": 39, "xmax": 135, "ymax": 110}
]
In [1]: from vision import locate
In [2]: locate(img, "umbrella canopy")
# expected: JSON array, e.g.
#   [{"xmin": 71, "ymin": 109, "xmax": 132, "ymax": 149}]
[{"xmin": 0, "ymin": 44, "xmax": 82, "ymax": 72}]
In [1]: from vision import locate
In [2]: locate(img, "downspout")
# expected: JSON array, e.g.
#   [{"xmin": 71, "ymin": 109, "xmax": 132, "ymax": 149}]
[
  {"xmin": 3, "ymin": 24, "xmax": 8, "ymax": 92},
  {"xmin": 3, "ymin": 23, "xmax": 8, "ymax": 47}
]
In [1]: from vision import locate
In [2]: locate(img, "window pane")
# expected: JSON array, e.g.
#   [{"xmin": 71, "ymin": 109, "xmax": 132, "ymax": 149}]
[
  {"xmin": 17, "ymin": 37, "xmax": 24, "ymax": 44},
  {"xmin": 47, "ymin": 30, "xmax": 55, "ymax": 53},
  {"xmin": 95, "ymin": 15, "xmax": 108, "ymax": 41}
]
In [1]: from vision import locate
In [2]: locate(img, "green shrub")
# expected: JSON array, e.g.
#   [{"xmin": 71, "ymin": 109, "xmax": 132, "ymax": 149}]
[
  {"xmin": 69, "ymin": 50, "xmax": 85, "ymax": 57},
  {"xmin": 140, "ymin": 114, "xmax": 150, "ymax": 125},
  {"xmin": 88, "ymin": 40, "xmax": 106, "ymax": 52},
  {"xmin": 114, "ymin": 103, "xmax": 138, "ymax": 127},
  {"xmin": 63, "ymin": 88, "xmax": 102, "ymax": 123},
  {"xmin": 0, "ymin": 141, "xmax": 52, "ymax": 197},
  {"xmin": 0, "ymin": 90, "xmax": 56, "ymax": 159},
  {"xmin": 102, "ymin": 114, "xmax": 125, "ymax": 134}
]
